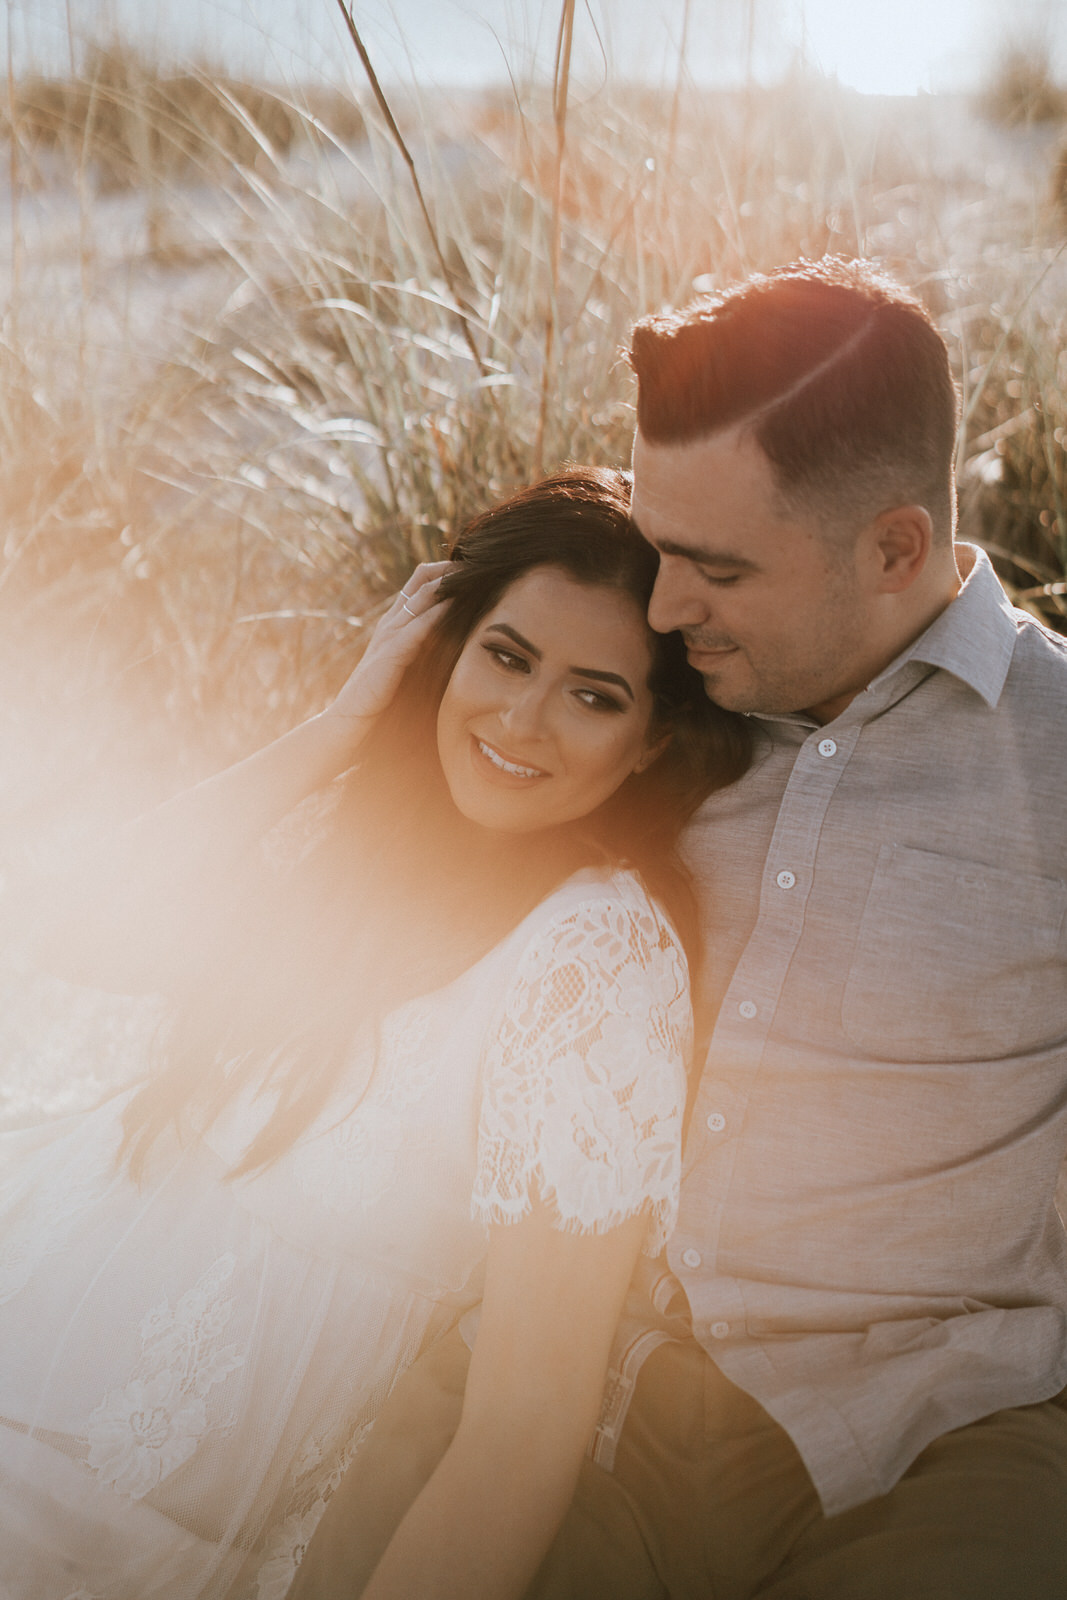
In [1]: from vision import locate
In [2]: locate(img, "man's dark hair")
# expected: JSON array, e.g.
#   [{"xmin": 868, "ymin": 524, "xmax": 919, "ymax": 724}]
[{"xmin": 628, "ymin": 257, "xmax": 960, "ymax": 544}]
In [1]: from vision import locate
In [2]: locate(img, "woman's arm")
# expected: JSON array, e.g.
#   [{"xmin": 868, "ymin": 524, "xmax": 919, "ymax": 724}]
[
  {"xmin": 11, "ymin": 565, "xmax": 449, "ymax": 990},
  {"xmin": 360, "ymin": 1203, "xmax": 647, "ymax": 1600}
]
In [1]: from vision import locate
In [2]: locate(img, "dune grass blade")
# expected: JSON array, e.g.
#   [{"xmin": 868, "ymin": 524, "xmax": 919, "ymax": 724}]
[
  {"xmin": 332, "ymin": 0, "xmax": 492, "ymax": 392},
  {"xmin": 535, "ymin": 0, "xmax": 576, "ymax": 477}
]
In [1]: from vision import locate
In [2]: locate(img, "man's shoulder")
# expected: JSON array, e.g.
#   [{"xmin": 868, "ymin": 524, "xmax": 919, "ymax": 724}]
[
  {"xmin": 1010, "ymin": 603, "xmax": 1067, "ymax": 653},
  {"xmin": 1004, "ymin": 606, "xmax": 1067, "ymax": 702}
]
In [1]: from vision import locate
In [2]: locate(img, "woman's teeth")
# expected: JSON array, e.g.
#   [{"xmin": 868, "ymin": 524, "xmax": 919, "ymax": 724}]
[{"xmin": 477, "ymin": 740, "xmax": 543, "ymax": 778}]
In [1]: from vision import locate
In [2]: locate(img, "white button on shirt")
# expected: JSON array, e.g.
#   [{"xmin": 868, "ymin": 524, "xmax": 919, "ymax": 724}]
[
  {"xmin": 710, "ymin": 1321, "xmax": 730, "ymax": 1340},
  {"xmin": 680, "ymin": 1248, "xmax": 702, "ymax": 1269},
  {"xmin": 818, "ymin": 737, "xmax": 837, "ymax": 757},
  {"xmin": 775, "ymin": 870, "xmax": 797, "ymax": 890},
  {"xmin": 738, "ymin": 1000, "xmax": 758, "ymax": 1019},
  {"xmin": 706, "ymin": 1112, "xmax": 727, "ymax": 1133}
]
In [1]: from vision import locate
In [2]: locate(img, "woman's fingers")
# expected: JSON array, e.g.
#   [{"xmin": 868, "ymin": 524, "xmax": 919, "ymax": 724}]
[
  {"xmin": 324, "ymin": 564, "xmax": 455, "ymax": 726},
  {"xmin": 384, "ymin": 562, "xmax": 456, "ymax": 629},
  {"xmin": 400, "ymin": 561, "xmax": 454, "ymax": 597}
]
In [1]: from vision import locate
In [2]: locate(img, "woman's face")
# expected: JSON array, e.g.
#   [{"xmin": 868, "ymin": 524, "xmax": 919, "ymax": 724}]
[{"xmin": 436, "ymin": 565, "xmax": 664, "ymax": 834}]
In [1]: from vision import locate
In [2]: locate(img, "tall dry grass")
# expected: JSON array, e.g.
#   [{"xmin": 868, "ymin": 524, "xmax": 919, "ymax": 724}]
[{"xmin": 0, "ymin": 34, "xmax": 1065, "ymax": 865}]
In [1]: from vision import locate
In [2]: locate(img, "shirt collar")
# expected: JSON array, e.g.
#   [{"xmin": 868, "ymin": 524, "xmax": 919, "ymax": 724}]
[
  {"xmin": 749, "ymin": 543, "xmax": 1019, "ymax": 736},
  {"xmin": 865, "ymin": 543, "xmax": 1017, "ymax": 710}
]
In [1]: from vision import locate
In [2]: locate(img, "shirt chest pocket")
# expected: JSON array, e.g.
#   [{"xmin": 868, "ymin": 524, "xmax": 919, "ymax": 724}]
[{"xmin": 841, "ymin": 844, "xmax": 1067, "ymax": 1063}]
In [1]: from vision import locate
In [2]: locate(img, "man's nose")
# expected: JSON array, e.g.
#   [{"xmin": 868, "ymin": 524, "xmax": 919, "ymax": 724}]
[{"xmin": 648, "ymin": 558, "xmax": 708, "ymax": 634}]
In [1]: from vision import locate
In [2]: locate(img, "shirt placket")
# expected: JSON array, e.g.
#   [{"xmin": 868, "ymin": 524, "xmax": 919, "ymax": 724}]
[{"xmin": 669, "ymin": 720, "xmax": 863, "ymax": 1340}]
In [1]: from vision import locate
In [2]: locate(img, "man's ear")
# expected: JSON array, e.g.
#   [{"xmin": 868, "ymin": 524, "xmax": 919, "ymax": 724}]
[
  {"xmin": 633, "ymin": 730, "xmax": 672, "ymax": 775},
  {"xmin": 868, "ymin": 505, "xmax": 933, "ymax": 593}
]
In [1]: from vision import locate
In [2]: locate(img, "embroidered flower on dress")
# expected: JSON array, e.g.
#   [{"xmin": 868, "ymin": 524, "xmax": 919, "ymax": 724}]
[
  {"xmin": 253, "ymin": 1503, "xmax": 327, "ymax": 1600},
  {"xmin": 253, "ymin": 1421, "xmax": 374, "ymax": 1598},
  {"xmin": 86, "ymin": 1253, "xmax": 245, "ymax": 1500},
  {"xmin": 86, "ymin": 1370, "xmax": 207, "ymax": 1496}
]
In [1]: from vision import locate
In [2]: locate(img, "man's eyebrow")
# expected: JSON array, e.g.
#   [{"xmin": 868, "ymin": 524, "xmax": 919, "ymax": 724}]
[
  {"xmin": 483, "ymin": 622, "xmax": 635, "ymax": 702},
  {"xmin": 651, "ymin": 538, "xmax": 760, "ymax": 571}
]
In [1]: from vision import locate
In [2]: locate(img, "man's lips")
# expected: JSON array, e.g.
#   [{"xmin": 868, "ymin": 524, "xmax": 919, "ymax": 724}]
[{"xmin": 685, "ymin": 641, "xmax": 739, "ymax": 666}]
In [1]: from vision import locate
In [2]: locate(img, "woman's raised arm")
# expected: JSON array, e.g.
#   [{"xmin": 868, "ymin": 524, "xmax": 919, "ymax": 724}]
[
  {"xmin": 9, "ymin": 565, "xmax": 449, "ymax": 991},
  {"xmin": 360, "ymin": 1203, "xmax": 648, "ymax": 1600}
]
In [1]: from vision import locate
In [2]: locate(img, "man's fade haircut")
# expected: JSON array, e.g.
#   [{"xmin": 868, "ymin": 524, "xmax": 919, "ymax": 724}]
[{"xmin": 628, "ymin": 257, "xmax": 960, "ymax": 545}]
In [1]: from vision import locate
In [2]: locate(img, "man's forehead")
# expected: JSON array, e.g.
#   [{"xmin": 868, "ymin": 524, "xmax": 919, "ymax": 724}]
[
  {"xmin": 632, "ymin": 434, "xmax": 705, "ymax": 514},
  {"xmin": 631, "ymin": 428, "xmax": 749, "ymax": 549}
]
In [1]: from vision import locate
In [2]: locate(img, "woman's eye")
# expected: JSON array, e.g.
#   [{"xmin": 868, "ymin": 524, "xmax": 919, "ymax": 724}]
[
  {"xmin": 573, "ymin": 688, "xmax": 624, "ymax": 713},
  {"xmin": 482, "ymin": 644, "xmax": 529, "ymax": 672}
]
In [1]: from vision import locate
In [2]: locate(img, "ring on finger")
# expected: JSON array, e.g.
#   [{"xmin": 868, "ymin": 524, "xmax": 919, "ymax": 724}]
[{"xmin": 401, "ymin": 600, "xmax": 417, "ymax": 617}]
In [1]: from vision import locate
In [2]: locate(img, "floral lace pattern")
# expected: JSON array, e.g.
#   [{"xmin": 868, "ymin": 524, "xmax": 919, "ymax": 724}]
[
  {"xmin": 86, "ymin": 1253, "xmax": 245, "ymax": 1498},
  {"xmin": 251, "ymin": 1420, "xmax": 373, "ymax": 1600},
  {"xmin": 302, "ymin": 1000, "xmax": 438, "ymax": 1215},
  {"xmin": 473, "ymin": 886, "xmax": 690, "ymax": 1255}
]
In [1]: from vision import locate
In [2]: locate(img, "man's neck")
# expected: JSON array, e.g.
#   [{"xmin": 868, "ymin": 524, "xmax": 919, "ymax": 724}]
[{"xmin": 803, "ymin": 547, "xmax": 965, "ymax": 725}]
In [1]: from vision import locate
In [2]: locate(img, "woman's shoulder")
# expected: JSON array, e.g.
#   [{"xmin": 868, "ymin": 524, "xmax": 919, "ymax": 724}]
[
  {"xmin": 525, "ymin": 864, "xmax": 672, "ymax": 933},
  {"xmin": 422, "ymin": 867, "xmax": 688, "ymax": 1041},
  {"xmin": 498, "ymin": 865, "xmax": 689, "ymax": 997}
]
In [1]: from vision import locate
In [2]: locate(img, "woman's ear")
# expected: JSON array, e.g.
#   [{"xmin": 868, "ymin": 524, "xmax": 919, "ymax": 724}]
[{"xmin": 633, "ymin": 730, "xmax": 672, "ymax": 775}]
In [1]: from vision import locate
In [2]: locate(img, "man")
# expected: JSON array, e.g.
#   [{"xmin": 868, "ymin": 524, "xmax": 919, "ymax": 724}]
[{"xmin": 291, "ymin": 258, "xmax": 1067, "ymax": 1597}]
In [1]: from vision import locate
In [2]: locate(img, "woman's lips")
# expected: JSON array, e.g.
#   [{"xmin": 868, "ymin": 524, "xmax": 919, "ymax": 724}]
[{"xmin": 471, "ymin": 736, "xmax": 548, "ymax": 781}]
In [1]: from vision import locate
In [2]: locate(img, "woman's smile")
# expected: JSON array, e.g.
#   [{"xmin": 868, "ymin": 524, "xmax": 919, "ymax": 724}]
[
  {"xmin": 436, "ymin": 565, "xmax": 664, "ymax": 834},
  {"xmin": 472, "ymin": 737, "xmax": 549, "ymax": 781}
]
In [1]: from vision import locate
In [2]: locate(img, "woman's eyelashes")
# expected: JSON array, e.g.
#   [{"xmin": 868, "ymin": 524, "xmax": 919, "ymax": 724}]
[
  {"xmin": 482, "ymin": 642, "xmax": 529, "ymax": 674},
  {"xmin": 572, "ymin": 686, "xmax": 625, "ymax": 714},
  {"xmin": 479, "ymin": 642, "xmax": 626, "ymax": 714}
]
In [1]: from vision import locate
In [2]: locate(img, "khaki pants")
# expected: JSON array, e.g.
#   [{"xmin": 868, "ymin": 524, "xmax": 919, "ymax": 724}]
[{"xmin": 288, "ymin": 1328, "xmax": 1067, "ymax": 1599}]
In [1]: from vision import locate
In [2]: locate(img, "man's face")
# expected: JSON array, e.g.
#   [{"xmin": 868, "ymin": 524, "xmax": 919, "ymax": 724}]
[{"xmin": 633, "ymin": 427, "xmax": 878, "ymax": 723}]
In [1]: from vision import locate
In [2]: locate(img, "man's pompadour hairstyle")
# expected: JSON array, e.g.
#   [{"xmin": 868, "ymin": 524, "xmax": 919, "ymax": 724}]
[{"xmin": 628, "ymin": 257, "xmax": 960, "ymax": 542}]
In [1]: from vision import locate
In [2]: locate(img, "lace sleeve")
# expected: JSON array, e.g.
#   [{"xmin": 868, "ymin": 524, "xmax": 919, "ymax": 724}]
[{"xmin": 472, "ymin": 884, "xmax": 691, "ymax": 1256}]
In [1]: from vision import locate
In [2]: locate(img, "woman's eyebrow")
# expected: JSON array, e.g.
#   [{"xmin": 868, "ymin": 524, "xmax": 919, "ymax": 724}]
[
  {"xmin": 485, "ymin": 622, "xmax": 541, "ymax": 658},
  {"xmin": 572, "ymin": 668, "xmax": 634, "ymax": 701},
  {"xmin": 484, "ymin": 623, "xmax": 635, "ymax": 702}
]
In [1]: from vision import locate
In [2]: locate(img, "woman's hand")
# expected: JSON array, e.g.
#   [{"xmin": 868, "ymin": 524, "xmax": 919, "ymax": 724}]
[{"xmin": 324, "ymin": 561, "xmax": 453, "ymax": 728}]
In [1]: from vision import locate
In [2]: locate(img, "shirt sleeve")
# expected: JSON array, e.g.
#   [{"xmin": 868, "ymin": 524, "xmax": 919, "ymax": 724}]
[{"xmin": 471, "ymin": 886, "xmax": 691, "ymax": 1256}]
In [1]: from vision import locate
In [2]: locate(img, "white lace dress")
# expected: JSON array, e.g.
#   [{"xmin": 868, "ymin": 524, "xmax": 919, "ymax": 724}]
[{"xmin": 0, "ymin": 867, "xmax": 690, "ymax": 1600}]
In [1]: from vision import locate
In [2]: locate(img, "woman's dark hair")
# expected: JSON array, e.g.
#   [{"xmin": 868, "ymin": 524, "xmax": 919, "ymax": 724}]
[{"xmin": 121, "ymin": 466, "xmax": 751, "ymax": 1179}]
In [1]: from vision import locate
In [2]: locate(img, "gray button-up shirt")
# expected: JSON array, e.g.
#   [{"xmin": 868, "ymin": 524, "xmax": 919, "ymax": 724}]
[{"xmin": 596, "ymin": 545, "xmax": 1067, "ymax": 1516}]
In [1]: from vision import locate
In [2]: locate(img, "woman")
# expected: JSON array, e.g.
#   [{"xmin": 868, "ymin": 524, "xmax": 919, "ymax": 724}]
[{"xmin": 0, "ymin": 467, "xmax": 749, "ymax": 1600}]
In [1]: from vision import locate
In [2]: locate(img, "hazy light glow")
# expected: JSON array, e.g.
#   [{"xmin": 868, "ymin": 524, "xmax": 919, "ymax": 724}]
[
  {"xmin": 0, "ymin": 0, "xmax": 1056, "ymax": 96},
  {"xmin": 794, "ymin": 0, "xmax": 974, "ymax": 95}
]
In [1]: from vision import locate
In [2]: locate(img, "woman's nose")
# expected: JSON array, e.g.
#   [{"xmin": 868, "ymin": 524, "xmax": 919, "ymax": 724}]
[{"xmin": 499, "ymin": 684, "xmax": 549, "ymax": 739}]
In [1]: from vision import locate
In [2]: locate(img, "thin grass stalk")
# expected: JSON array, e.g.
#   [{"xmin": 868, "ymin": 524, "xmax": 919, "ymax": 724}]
[
  {"xmin": 5, "ymin": 5, "xmax": 19, "ymax": 341},
  {"xmin": 666, "ymin": 0, "xmax": 692, "ymax": 176},
  {"xmin": 332, "ymin": 0, "xmax": 493, "ymax": 389},
  {"xmin": 535, "ymin": 0, "xmax": 575, "ymax": 477},
  {"xmin": 956, "ymin": 238, "xmax": 1067, "ymax": 474},
  {"xmin": 739, "ymin": 0, "xmax": 758, "ymax": 199}
]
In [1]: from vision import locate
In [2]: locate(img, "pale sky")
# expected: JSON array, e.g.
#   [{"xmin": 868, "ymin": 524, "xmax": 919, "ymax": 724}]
[{"xmin": 4, "ymin": 0, "xmax": 1065, "ymax": 97}]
